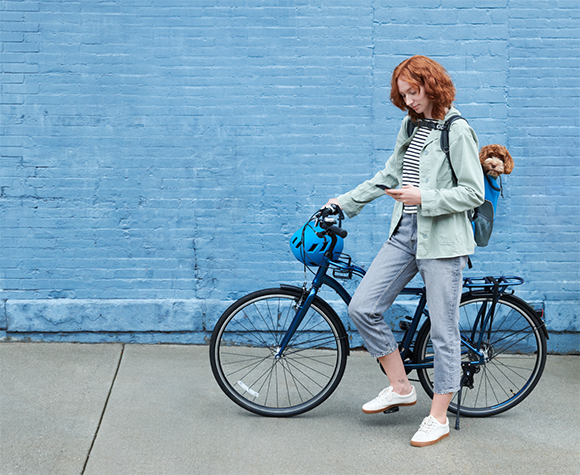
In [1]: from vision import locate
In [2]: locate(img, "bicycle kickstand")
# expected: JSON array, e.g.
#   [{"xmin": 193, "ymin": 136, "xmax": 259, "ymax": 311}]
[
  {"xmin": 455, "ymin": 363, "xmax": 477, "ymax": 431},
  {"xmin": 455, "ymin": 386, "xmax": 463, "ymax": 431}
]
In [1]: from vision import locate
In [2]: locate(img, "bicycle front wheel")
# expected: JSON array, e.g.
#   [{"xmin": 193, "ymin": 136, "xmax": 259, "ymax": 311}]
[
  {"xmin": 209, "ymin": 287, "xmax": 349, "ymax": 417},
  {"xmin": 416, "ymin": 293, "xmax": 547, "ymax": 417}
]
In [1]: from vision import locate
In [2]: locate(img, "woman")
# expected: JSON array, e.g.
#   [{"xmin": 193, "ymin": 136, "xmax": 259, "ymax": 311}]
[{"xmin": 326, "ymin": 55, "xmax": 484, "ymax": 447}]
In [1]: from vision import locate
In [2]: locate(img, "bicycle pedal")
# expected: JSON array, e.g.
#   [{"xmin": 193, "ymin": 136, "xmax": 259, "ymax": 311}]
[
  {"xmin": 383, "ymin": 406, "xmax": 400, "ymax": 414},
  {"xmin": 398, "ymin": 316, "xmax": 413, "ymax": 331}
]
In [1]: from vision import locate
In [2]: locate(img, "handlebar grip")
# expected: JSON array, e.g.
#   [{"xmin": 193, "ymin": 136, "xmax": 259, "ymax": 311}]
[
  {"xmin": 319, "ymin": 204, "xmax": 344, "ymax": 220},
  {"xmin": 328, "ymin": 225, "xmax": 347, "ymax": 239}
]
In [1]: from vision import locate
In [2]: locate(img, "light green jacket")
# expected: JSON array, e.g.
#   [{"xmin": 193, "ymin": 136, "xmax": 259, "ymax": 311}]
[{"xmin": 337, "ymin": 108, "xmax": 485, "ymax": 259}]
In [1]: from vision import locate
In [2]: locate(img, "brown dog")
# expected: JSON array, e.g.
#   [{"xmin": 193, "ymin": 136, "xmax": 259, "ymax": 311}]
[{"xmin": 479, "ymin": 144, "xmax": 514, "ymax": 178}]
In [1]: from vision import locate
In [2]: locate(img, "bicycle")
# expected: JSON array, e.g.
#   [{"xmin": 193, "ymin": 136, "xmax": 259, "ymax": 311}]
[{"xmin": 209, "ymin": 206, "xmax": 548, "ymax": 426}]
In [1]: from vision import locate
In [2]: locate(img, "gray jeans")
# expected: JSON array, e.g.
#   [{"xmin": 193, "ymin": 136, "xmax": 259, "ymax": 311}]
[{"xmin": 349, "ymin": 213, "xmax": 467, "ymax": 394}]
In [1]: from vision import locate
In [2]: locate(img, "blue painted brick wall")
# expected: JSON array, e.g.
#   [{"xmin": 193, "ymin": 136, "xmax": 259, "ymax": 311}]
[{"xmin": 1, "ymin": 0, "xmax": 578, "ymax": 351}]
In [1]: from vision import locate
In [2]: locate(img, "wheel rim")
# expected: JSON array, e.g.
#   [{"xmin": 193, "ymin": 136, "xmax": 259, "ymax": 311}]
[{"xmin": 213, "ymin": 292, "xmax": 345, "ymax": 415}]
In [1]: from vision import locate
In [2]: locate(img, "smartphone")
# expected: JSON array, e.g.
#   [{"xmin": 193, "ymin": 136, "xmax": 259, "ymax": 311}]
[{"xmin": 375, "ymin": 184, "xmax": 391, "ymax": 190}]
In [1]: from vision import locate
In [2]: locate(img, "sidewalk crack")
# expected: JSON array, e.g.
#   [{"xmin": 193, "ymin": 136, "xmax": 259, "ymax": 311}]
[{"xmin": 81, "ymin": 343, "xmax": 125, "ymax": 474}]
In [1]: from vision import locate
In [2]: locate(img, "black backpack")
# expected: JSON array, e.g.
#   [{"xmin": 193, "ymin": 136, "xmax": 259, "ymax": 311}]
[{"xmin": 406, "ymin": 115, "xmax": 500, "ymax": 248}]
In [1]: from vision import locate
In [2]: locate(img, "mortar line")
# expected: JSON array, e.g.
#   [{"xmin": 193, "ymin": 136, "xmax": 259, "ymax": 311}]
[{"xmin": 81, "ymin": 343, "xmax": 125, "ymax": 475}]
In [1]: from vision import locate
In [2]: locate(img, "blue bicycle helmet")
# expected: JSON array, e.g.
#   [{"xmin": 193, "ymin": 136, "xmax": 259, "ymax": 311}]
[{"xmin": 290, "ymin": 221, "xmax": 344, "ymax": 266}]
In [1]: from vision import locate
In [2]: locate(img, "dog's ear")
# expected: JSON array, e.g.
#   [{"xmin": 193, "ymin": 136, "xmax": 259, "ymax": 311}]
[
  {"xmin": 479, "ymin": 145, "xmax": 492, "ymax": 163},
  {"xmin": 501, "ymin": 147, "xmax": 514, "ymax": 174}
]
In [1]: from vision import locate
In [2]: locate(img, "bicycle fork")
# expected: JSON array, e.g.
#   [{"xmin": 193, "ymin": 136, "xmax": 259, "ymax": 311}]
[
  {"xmin": 274, "ymin": 261, "xmax": 332, "ymax": 359},
  {"xmin": 274, "ymin": 285, "xmax": 317, "ymax": 359},
  {"xmin": 274, "ymin": 251, "xmax": 354, "ymax": 359}
]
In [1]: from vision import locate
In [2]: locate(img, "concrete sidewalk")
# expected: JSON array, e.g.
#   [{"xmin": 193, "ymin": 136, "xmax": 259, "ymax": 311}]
[{"xmin": 1, "ymin": 343, "xmax": 578, "ymax": 475}]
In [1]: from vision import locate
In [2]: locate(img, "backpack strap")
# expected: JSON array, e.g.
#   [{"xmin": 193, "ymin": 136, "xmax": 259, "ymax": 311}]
[
  {"xmin": 440, "ymin": 115, "xmax": 468, "ymax": 184},
  {"xmin": 406, "ymin": 117, "xmax": 416, "ymax": 138}
]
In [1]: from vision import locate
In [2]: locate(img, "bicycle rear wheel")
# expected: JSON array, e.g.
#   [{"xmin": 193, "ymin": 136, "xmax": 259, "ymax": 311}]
[
  {"xmin": 209, "ymin": 287, "xmax": 349, "ymax": 417},
  {"xmin": 415, "ymin": 293, "xmax": 547, "ymax": 417}
]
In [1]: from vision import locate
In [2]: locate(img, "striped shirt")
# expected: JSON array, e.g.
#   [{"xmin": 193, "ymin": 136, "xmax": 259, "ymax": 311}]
[{"xmin": 402, "ymin": 121, "xmax": 435, "ymax": 214}]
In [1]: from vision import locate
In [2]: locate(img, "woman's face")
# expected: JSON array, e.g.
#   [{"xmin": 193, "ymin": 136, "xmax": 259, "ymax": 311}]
[{"xmin": 397, "ymin": 78, "xmax": 434, "ymax": 119}]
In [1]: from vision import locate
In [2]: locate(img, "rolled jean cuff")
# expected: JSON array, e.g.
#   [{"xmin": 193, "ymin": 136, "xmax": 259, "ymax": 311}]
[
  {"xmin": 433, "ymin": 386, "xmax": 460, "ymax": 395},
  {"xmin": 370, "ymin": 343, "xmax": 399, "ymax": 360}
]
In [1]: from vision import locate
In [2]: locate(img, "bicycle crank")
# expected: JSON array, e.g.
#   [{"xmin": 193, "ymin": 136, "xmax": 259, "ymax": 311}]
[{"xmin": 460, "ymin": 362, "xmax": 480, "ymax": 389}]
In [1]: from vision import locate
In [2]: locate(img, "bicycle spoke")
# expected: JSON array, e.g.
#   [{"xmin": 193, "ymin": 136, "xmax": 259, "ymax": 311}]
[
  {"xmin": 221, "ymin": 353, "xmax": 272, "ymax": 377},
  {"xmin": 280, "ymin": 358, "xmax": 315, "ymax": 400},
  {"xmin": 282, "ymin": 351, "xmax": 338, "ymax": 369},
  {"xmin": 282, "ymin": 334, "xmax": 339, "ymax": 355},
  {"xmin": 284, "ymin": 356, "xmax": 333, "ymax": 386},
  {"xmin": 485, "ymin": 359, "xmax": 529, "ymax": 393},
  {"xmin": 227, "ymin": 312, "xmax": 273, "ymax": 348}
]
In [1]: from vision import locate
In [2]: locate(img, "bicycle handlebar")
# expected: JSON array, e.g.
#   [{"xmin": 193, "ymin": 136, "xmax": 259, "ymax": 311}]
[
  {"xmin": 315, "ymin": 205, "xmax": 348, "ymax": 239},
  {"xmin": 317, "ymin": 204, "xmax": 344, "ymax": 220},
  {"xmin": 325, "ymin": 225, "xmax": 348, "ymax": 239}
]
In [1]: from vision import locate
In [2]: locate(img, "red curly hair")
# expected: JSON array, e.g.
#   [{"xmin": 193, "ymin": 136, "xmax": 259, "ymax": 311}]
[{"xmin": 390, "ymin": 56, "xmax": 456, "ymax": 122}]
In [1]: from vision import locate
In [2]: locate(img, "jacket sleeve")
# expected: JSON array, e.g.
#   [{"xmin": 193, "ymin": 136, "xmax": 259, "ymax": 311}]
[
  {"xmin": 420, "ymin": 121, "xmax": 485, "ymax": 217},
  {"xmin": 336, "ymin": 120, "xmax": 409, "ymax": 218}
]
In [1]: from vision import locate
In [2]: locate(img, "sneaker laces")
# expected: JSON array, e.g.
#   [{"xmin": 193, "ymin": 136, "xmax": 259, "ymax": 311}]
[
  {"xmin": 377, "ymin": 386, "xmax": 394, "ymax": 402},
  {"xmin": 418, "ymin": 416, "xmax": 438, "ymax": 434}
]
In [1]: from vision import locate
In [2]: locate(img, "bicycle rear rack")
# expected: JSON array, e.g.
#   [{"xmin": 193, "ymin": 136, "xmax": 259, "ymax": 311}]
[{"xmin": 463, "ymin": 276, "xmax": 524, "ymax": 293}]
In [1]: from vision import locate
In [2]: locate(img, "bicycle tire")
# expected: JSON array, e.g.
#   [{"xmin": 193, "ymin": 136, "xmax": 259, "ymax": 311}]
[
  {"xmin": 209, "ymin": 287, "xmax": 349, "ymax": 417},
  {"xmin": 415, "ymin": 293, "xmax": 547, "ymax": 417}
]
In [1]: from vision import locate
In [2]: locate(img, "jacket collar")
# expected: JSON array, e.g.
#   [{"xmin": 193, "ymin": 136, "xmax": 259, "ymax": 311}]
[{"xmin": 422, "ymin": 107, "xmax": 461, "ymax": 147}]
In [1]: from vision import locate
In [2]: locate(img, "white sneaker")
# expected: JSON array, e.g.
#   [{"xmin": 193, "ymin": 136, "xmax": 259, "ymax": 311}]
[
  {"xmin": 362, "ymin": 386, "xmax": 417, "ymax": 414},
  {"xmin": 411, "ymin": 415, "xmax": 450, "ymax": 447}
]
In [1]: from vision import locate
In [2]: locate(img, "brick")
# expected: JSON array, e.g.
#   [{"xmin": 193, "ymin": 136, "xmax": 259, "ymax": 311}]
[
  {"xmin": 1, "ymin": 62, "xmax": 39, "ymax": 74},
  {"xmin": 4, "ymin": 2, "xmax": 40, "ymax": 12}
]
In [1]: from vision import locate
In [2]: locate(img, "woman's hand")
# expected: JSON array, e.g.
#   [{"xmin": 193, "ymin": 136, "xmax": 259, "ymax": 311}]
[
  {"xmin": 323, "ymin": 198, "xmax": 342, "ymax": 209},
  {"xmin": 385, "ymin": 185, "xmax": 421, "ymax": 206}
]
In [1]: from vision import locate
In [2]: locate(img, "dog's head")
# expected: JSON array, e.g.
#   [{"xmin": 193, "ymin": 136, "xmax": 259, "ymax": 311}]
[{"xmin": 479, "ymin": 144, "xmax": 514, "ymax": 178}]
